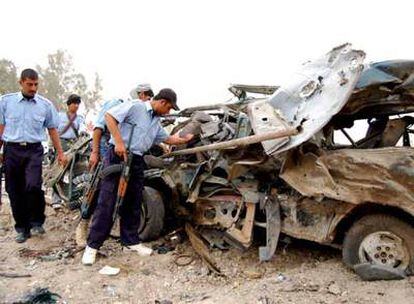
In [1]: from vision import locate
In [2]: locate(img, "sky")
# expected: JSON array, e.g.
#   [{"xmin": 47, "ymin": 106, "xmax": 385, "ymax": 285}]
[{"xmin": 1, "ymin": 0, "xmax": 414, "ymax": 110}]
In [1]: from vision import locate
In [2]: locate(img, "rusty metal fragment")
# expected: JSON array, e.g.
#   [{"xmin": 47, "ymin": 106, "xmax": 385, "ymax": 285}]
[{"xmin": 185, "ymin": 223, "xmax": 222, "ymax": 275}]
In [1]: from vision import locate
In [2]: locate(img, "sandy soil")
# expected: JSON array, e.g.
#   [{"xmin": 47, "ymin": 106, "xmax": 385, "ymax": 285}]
[{"xmin": 0, "ymin": 198, "xmax": 413, "ymax": 304}]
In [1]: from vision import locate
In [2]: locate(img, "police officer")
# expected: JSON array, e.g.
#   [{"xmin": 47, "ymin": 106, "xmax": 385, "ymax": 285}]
[
  {"xmin": 129, "ymin": 83, "xmax": 154, "ymax": 102},
  {"xmin": 75, "ymin": 84, "xmax": 154, "ymax": 246},
  {"xmin": 0, "ymin": 68, "xmax": 66, "ymax": 243},
  {"xmin": 89, "ymin": 83, "xmax": 154, "ymax": 170},
  {"xmin": 52, "ymin": 94, "xmax": 85, "ymax": 209},
  {"xmin": 82, "ymin": 88, "xmax": 192, "ymax": 265}
]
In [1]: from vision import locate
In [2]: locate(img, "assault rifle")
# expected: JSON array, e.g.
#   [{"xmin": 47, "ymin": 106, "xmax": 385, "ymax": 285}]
[
  {"xmin": 80, "ymin": 161, "xmax": 103, "ymax": 219},
  {"xmin": 112, "ymin": 124, "xmax": 136, "ymax": 223}
]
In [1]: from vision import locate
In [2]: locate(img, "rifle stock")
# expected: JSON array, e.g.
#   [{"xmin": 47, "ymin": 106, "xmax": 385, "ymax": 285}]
[
  {"xmin": 112, "ymin": 124, "xmax": 136, "ymax": 223},
  {"xmin": 80, "ymin": 162, "xmax": 103, "ymax": 219}
]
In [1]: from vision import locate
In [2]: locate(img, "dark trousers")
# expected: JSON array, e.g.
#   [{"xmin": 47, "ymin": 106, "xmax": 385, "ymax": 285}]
[
  {"xmin": 87, "ymin": 147, "xmax": 144, "ymax": 249},
  {"xmin": 4, "ymin": 143, "xmax": 45, "ymax": 233}
]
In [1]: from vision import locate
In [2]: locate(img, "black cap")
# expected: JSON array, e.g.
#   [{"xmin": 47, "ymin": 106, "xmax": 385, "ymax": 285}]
[
  {"xmin": 66, "ymin": 94, "xmax": 81, "ymax": 105},
  {"xmin": 154, "ymin": 88, "xmax": 179, "ymax": 111}
]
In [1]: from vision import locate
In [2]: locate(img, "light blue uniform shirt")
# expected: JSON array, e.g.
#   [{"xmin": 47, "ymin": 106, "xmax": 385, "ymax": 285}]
[
  {"xmin": 57, "ymin": 112, "xmax": 85, "ymax": 139},
  {"xmin": 0, "ymin": 92, "xmax": 59, "ymax": 143},
  {"xmin": 94, "ymin": 99, "xmax": 123, "ymax": 130},
  {"xmin": 94, "ymin": 99, "xmax": 124, "ymax": 156},
  {"xmin": 107, "ymin": 101, "xmax": 168, "ymax": 156}
]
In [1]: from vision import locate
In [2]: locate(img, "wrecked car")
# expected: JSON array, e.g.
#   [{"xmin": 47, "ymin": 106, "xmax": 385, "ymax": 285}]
[
  {"xmin": 142, "ymin": 44, "xmax": 414, "ymax": 276},
  {"xmin": 45, "ymin": 44, "xmax": 414, "ymax": 277}
]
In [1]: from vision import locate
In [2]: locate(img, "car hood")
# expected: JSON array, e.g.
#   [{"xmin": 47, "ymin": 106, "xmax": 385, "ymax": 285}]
[{"xmin": 248, "ymin": 43, "xmax": 366, "ymax": 155}]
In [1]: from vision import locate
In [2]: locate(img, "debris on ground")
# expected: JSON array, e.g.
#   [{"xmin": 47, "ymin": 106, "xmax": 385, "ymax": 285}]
[
  {"xmin": 327, "ymin": 281, "xmax": 342, "ymax": 295},
  {"xmin": 98, "ymin": 265, "xmax": 120, "ymax": 276},
  {"xmin": 155, "ymin": 300, "xmax": 173, "ymax": 304},
  {"xmin": 0, "ymin": 272, "xmax": 31, "ymax": 278},
  {"xmin": 281, "ymin": 280, "xmax": 320, "ymax": 293},
  {"xmin": 102, "ymin": 284, "xmax": 117, "ymax": 298},
  {"xmin": 18, "ymin": 246, "xmax": 82, "ymax": 262},
  {"xmin": 243, "ymin": 267, "xmax": 264, "ymax": 279},
  {"xmin": 185, "ymin": 223, "xmax": 222, "ymax": 276},
  {"xmin": 13, "ymin": 287, "xmax": 62, "ymax": 304},
  {"xmin": 354, "ymin": 263, "xmax": 407, "ymax": 281},
  {"xmin": 274, "ymin": 273, "xmax": 287, "ymax": 283},
  {"xmin": 173, "ymin": 254, "xmax": 195, "ymax": 267},
  {"xmin": 153, "ymin": 229, "xmax": 186, "ymax": 254}
]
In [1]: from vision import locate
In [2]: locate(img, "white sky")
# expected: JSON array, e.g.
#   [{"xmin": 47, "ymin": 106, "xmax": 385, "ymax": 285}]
[{"xmin": 1, "ymin": 0, "xmax": 414, "ymax": 110}]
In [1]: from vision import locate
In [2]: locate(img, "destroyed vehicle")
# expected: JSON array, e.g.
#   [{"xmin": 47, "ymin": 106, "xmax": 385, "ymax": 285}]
[
  {"xmin": 141, "ymin": 44, "xmax": 414, "ymax": 275},
  {"xmin": 44, "ymin": 44, "xmax": 414, "ymax": 276},
  {"xmin": 43, "ymin": 134, "xmax": 92, "ymax": 210}
]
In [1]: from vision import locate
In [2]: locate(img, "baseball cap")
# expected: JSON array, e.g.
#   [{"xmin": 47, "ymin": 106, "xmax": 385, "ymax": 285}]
[
  {"xmin": 154, "ymin": 88, "xmax": 179, "ymax": 111},
  {"xmin": 130, "ymin": 83, "xmax": 153, "ymax": 99}
]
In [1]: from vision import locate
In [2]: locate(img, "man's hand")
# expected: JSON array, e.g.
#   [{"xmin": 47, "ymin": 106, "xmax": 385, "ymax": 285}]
[
  {"xmin": 57, "ymin": 152, "xmax": 68, "ymax": 167},
  {"xmin": 164, "ymin": 132, "xmax": 194, "ymax": 145},
  {"xmin": 114, "ymin": 142, "xmax": 127, "ymax": 161},
  {"xmin": 89, "ymin": 151, "xmax": 100, "ymax": 170}
]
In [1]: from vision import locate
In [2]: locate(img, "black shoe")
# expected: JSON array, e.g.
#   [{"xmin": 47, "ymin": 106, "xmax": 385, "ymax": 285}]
[
  {"xmin": 31, "ymin": 226, "xmax": 45, "ymax": 236},
  {"xmin": 15, "ymin": 232, "xmax": 31, "ymax": 243}
]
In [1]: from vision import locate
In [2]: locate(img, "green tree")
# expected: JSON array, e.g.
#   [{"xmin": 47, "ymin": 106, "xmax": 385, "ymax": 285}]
[
  {"xmin": 0, "ymin": 59, "xmax": 19, "ymax": 95},
  {"xmin": 85, "ymin": 73, "xmax": 103, "ymax": 109},
  {"xmin": 0, "ymin": 51, "xmax": 103, "ymax": 110},
  {"xmin": 37, "ymin": 50, "xmax": 102, "ymax": 110}
]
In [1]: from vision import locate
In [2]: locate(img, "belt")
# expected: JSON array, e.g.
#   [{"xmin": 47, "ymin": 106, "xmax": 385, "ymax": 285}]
[{"xmin": 6, "ymin": 142, "xmax": 41, "ymax": 147}]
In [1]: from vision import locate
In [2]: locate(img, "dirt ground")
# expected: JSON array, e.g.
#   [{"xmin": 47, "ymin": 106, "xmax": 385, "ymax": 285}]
[{"xmin": 0, "ymin": 196, "xmax": 413, "ymax": 304}]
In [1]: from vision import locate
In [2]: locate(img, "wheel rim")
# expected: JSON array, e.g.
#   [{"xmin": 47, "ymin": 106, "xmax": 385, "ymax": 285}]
[{"xmin": 358, "ymin": 231, "xmax": 410, "ymax": 270}]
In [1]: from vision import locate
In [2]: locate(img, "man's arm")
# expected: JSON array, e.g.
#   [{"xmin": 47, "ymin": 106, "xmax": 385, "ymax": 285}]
[
  {"xmin": 163, "ymin": 132, "xmax": 193, "ymax": 145},
  {"xmin": 48, "ymin": 128, "xmax": 66, "ymax": 166},
  {"xmin": 105, "ymin": 113, "xmax": 127, "ymax": 161},
  {"xmin": 89, "ymin": 128, "xmax": 103, "ymax": 170}
]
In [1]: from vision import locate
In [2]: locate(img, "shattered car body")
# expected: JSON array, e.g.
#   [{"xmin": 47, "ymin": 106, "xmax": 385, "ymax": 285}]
[
  {"xmin": 144, "ymin": 44, "xmax": 414, "ymax": 275},
  {"xmin": 43, "ymin": 44, "xmax": 414, "ymax": 276},
  {"xmin": 43, "ymin": 135, "xmax": 91, "ymax": 210}
]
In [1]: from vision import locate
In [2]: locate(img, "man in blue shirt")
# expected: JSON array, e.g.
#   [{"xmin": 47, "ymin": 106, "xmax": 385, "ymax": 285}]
[
  {"xmin": 82, "ymin": 88, "xmax": 193, "ymax": 265},
  {"xmin": 57, "ymin": 94, "xmax": 85, "ymax": 147},
  {"xmin": 89, "ymin": 83, "xmax": 154, "ymax": 169},
  {"xmin": 0, "ymin": 68, "xmax": 66, "ymax": 243},
  {"xmin": 52, "ymin": 94, "xmax": 85, "ymax": 209},
  {"xmin": 76, "ymin": 84, "xmax": 153, "ymax": 246}
]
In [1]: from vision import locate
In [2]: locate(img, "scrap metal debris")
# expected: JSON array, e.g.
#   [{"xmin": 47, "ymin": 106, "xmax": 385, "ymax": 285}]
[
  {"xmin": 18, "ymin": 246, "xmax": 82, "ymax": 262},
  {"xmin": 0, "ymin": 272, "xmax": 31, "ymax": 278},
  {"xmin": 13, "ymin": 288, "xmax": 62, "ymax": 304},
  {"xmin": 174, "ymin": 254, "xmax": 195, "ymax": 267},
  {"xmin": 185, "ymin": 223, "xmax": 222, "ymax": 276},
  {"xmin": 354, "ymin": 263, "xmax": 407, "ymax": 281}
]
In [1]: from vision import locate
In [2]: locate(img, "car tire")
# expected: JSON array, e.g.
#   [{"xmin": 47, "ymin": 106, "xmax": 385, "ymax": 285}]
[
  {"xmin": 138, "ymin": 186, "xmax": 165, "ymax": 241},
  {"xmin": 343, "ymin": 214, "xmax": 414, "ymax": 274}
]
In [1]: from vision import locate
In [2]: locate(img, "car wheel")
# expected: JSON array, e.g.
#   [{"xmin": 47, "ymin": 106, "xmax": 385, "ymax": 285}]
[
  {"xmin": 138, "ymin": 186, "xmax": 165, "ymax": 241},
  {"xmin": 343, "ymin": 214, "xmax": 414, "ymax": 274}
]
